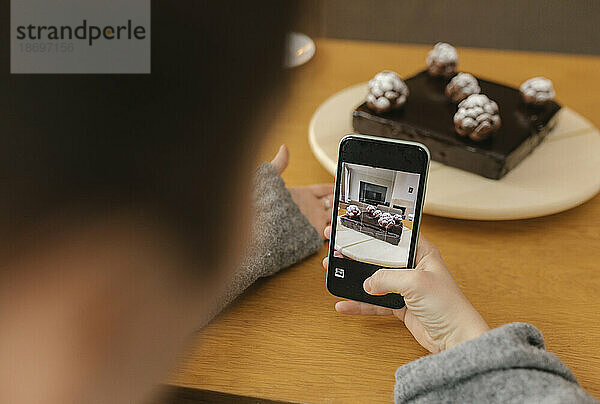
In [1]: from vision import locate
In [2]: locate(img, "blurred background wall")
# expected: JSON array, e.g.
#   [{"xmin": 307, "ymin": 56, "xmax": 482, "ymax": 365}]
[{"xmin": 295, "ymin": 0, "xmax": 600, "ymax": 55}]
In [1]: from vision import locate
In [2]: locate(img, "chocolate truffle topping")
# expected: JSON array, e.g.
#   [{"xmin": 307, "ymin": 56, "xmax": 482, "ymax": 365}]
[
  {"xmin": 453, "ymin": 94, "xmax": 501, "ymax": 141},
  {"xmin": 366, "ymin": 71, "xmax": 409, "ymax": 113},
  {"xmin": 446, "ymin": 73, "xmax": 481, "ymax": 102},
  {"xmin": 426, "ymin": 42, "xmax": 458, "ymax": 77},
  {"xmin": 520, "ymin": 77, "xmax": 555, "ymax": 105},
  {"xmin": 378, "ymin": 213, "xmax": 395, "ymax": 229},
  {"xmin": 346, "ymin": 204, "xmax": 361, "ymax": 217}
]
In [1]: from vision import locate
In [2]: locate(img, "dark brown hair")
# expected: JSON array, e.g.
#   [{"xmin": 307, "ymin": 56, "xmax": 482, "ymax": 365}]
[{"xmin": 0, "ymin": 1, "xmax": 293, "ymax": 270}]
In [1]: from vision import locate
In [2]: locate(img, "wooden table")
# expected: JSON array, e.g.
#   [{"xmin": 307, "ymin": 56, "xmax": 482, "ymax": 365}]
[{"xmin": 167, "ymin": 39, "xmax": 600, "ymax": 403}]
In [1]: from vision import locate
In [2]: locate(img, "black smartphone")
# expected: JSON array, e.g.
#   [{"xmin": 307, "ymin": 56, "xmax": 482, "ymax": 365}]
[{"xmin": 326, "ymin": 134, "xmax": 430, "ymax": 309}]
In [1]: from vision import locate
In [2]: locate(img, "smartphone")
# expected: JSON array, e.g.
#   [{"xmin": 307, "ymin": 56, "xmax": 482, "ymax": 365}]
[{"xmin": 326, "ymin": 134, "xmax": 430, "ymax": 309}]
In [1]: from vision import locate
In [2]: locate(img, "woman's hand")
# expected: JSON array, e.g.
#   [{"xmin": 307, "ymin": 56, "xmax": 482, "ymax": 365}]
[
  {"xmin": 271, "ymin": 145, "xmax": 333, "ymax": 239},
  {"xmin": 323, "ymin": 227, "xmax": 489, "ymax": 353}
]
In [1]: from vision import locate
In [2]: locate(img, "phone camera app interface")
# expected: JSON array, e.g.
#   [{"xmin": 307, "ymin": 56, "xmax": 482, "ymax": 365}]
[{"xmin": 334, "ymin": 162, "xmax": 421, "ymax": 269}]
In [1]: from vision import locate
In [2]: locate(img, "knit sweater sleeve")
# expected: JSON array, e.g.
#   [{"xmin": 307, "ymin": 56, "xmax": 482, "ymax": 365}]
[
  {"xmin": 203, "ymin": 162, "xmax": 322, "ymax": 323},
  {"xmin": 394, "ymin": 322, "xmax": 597, "ymax": 403}
]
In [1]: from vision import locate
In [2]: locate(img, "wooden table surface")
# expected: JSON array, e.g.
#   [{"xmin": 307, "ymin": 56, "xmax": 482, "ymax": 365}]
[{"xmin": 167, "ymin": 39, "xmax": 600, "ymax": 403}]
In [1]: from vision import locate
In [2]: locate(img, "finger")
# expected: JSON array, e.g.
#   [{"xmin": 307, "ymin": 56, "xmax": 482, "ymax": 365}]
[
  {"xmin": 414, "ymin": 234, "xmax": 447, "ymax": 273},
  {"xmin": 415, "ymin": 233, "xmax": 436, "ymax": 262},
  {"xmin": 322, "ymin": 250, "xmax": 344, "ymax": 270},
  {"xmin": 335, "ymin": 300, "xmax": 394, "ymax": 315},
  {"xmin": 321, "ymin": 197, "xmax": 332, "ymax": 211},
  {"xmin": 364, "ymin": 269, "xmax": 419, "ymax": 296},
  {"xmin": 321, "ymin": 206, "xmax": 332, "ymax": 224},
  {"xmin": 309, "ymin": 183, "xmax": 334, "ymax": 198},
  {"xmin": 324, "ymin": 226, "xmax": 331, "ymax": 240},
  {"xmin": 322, "ymin": 193, "xmax": 334, "ymax": 211},
  {"xmin": 270, "ymin": 144, "xmax": 289, "ymax": 175}
]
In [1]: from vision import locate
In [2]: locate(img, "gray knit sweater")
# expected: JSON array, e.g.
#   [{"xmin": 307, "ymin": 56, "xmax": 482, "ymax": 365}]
[
  {"xmin": 395, "ymin": 322, "xmax": 597, "ymax": 403},
  {"xmin": 214, "ymin": 163, "xmax": 597, "ymax": 403},
  {"xmin": 205, "ymin": 162, "xmax": 322, "ymax": 319}
]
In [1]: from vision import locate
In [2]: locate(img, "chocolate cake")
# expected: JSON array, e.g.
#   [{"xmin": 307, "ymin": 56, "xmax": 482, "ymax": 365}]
[
  {"xmin": 340, "ymin": 215, "xmax": 402, "ymax": 246},
  {"xmin": 352, "ymin": 70, "xmax": 561, "ymax": 179}
]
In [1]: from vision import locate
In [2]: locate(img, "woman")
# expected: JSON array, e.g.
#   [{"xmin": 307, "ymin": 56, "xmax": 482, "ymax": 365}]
[{"xmin": 0, "ymin": 2, "xmax": 595, "ymax": 403}]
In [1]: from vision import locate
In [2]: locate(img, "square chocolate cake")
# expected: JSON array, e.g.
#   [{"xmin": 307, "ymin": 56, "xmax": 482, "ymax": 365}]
[
  {"xmin": 353, "ymin": 70, "xmax": 561, "ymax": 179},
  {"xmin": 340, "ymin": 215, "xmax": 401, "ymax": 246}
]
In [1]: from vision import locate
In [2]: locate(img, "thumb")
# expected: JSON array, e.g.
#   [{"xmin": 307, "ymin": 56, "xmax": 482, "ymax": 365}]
[
  {"xmin": 270, "ymin": 144, "xmax": 289, "ymax": 175},
  {"xmin": 364, "ymin": 269, "xmax": 419, "ymax": 296}
]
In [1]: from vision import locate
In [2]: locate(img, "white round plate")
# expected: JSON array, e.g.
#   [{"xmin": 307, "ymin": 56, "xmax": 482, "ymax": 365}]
[
  {"xmin": 309, "ymin": 83, "xmax": 600, "ymax": 220},
  {"xmin": 284, "ymin": 32, "xmax": 315, "ymax": 68}
]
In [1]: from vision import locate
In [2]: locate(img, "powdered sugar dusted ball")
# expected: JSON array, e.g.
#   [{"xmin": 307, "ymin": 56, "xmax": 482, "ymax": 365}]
[
  {"xmin": 346, "ymin": 204, "xmax": 361, "ymax": 217},
  {"xmin": 393, "ymin": 213, "xmax": 404, "ymax": 224},
  {"xmin": 366, "ymin": 71, "xmax": 409, "ymax": 113},
  {"xmin": 378, "ymin": 213, "xmax": 395, "ymax": 229},
  {"xmin": 380, "ymin": 212, "xmax": 393, "ymax": 220},
  {"xmin": 445, "ymin": 73, "xmax": 480, "ymax": 102},
  {"xmin": 520, "ymin": 77, "xmax": 555, "ymax": 105},
  {"xmin": 426, "ymin": 42, "xmax": 458, "ymax": 77},
  {"xmin": 454, "ymin": 94, "xmax": 501, "ymax": 141}
]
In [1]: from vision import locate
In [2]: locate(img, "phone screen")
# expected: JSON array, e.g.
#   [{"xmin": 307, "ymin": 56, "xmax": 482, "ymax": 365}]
[
  {"xmin": 327, "ymin": 135, "xmax": 429, "ymax": 309},
  {"xmin": 335, "ymin": 162, "xmax": 420, "ymax": 269}
]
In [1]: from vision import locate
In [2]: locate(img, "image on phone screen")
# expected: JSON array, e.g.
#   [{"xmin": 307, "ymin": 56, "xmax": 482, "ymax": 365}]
[{"xmin": 334, "ymin": 162, "xmax": 420, "ymax": 269}]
